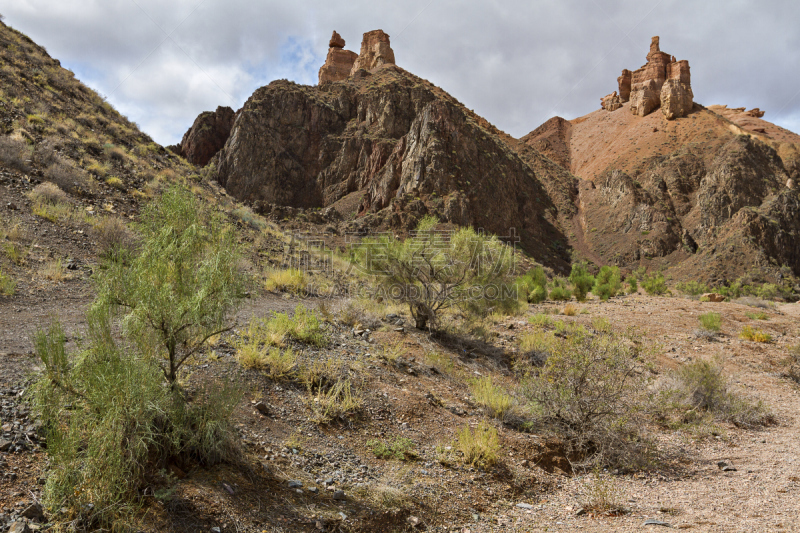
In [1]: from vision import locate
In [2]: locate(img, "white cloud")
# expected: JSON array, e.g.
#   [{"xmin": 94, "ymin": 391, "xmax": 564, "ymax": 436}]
[{"xmin": 1, "ymin": 0, "xmax": 798, "ymax": 145}]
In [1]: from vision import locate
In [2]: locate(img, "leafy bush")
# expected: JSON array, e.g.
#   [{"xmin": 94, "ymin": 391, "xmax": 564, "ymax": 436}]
[
  {"xmin": 32, "ymin": 313, "xmax": 242, "ymax": 527},
  {"xmin": 641, "ymin": 271, "xmax": 667, "ymax": 296},
  {"xmin": 626, "ymin": 275, "xmax": 638, "ymax": 294},
  {"xmin": 469, "ymin": 376, "xmax": 513, "ymax": 419},
  {"xmin": 549, "ymin": 277, "xmax": 572, "ymax": 301},
  {"xmin": 367, "ymin": 437, "xmax": 418, "ymax": 461},
  {"xmin": 0, "ymin": 268, "xmax": 15, "ymax": 297},
  {"xmin": 519, "ymin": 327, "xmax": 652, "ymax": 468},
  {"xmin": 456, "ymin": 421, "xmax": 500, "ymax": 468},
  {"xmin": 676, "ymin": 280, "xmax": 709, "ymax": 296},
  {"xmin": 516, "ymin": 266, "xmax": 548, "ymax": 303},
  {"xmin": 568, "ymin": 263, "xmax": 594, "ymax": 302},
  {"xmin": 94, "ymin": 185, "xmax": 246, "ymax": 383},
  {"xmin": 698, "ymin": 312, "xmax": 721, "ymax": 332},
  {"xmin": 593, "ymin": 266, "xmax": 621, "ymax": 301},
  {"xmin": 739, "ymin": 325, "xmax": 771, "ymax": 343},
  {"xmin": 663, "ymin": 359, "xmax": 773, "ymax": 428},
  {"xmin": 355, "ymin": 216, "xmax": 515, "ymax": 329}
]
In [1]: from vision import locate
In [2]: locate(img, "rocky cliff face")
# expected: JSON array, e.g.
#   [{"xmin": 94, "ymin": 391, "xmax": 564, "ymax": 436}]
[
  {"xmin": 215, "ymin": 66, "xmax": 573, "ymax": 267},
  {"xmin": 605, "ymin": 37, "xmax": 694, "ymax": 120},
  {"xmin": 177, "ymin": 106, "xmax": 235, "ymax": 166},
  {"xmin": 318, "ymin": 30, "xmax": 396, "ymax": 85},
  {"xmin": 350, "ymin": 30, "xmax": 395, "ymax": 74}
]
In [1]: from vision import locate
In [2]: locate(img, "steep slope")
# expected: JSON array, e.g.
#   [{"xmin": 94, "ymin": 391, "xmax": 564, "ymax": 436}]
[
  {"xmin": 213, "ymin": 64, "xmax": 576, "ymax": 269},
  {"xmin": 522, "ymin": 100, "xmax": 800, "ymax": 282}
]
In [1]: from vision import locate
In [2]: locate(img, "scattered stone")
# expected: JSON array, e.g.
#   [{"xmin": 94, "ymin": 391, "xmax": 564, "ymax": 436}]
[
  {"xmin": 516, "ymin": 503, "xmax": 534, "ymax": 510},
  {"xmin": 21, "ymin": 503, "xmax": 44, "ymax": 521},
  {"xmin": 254, "ymin": 401, "xmax": 270, "ymax": 416},
  {"xmin": 288, "ymin": 480, "xmax": 303, "ymax": 489},
  {"xmin": 722, "ymin": 465, "xmax": 737, "ymax": 472},
  {"xmin": 717, "ymin": 460, "xmax": 730, "ymax": 469},
  {"xmin": 8, "ymin": 522, "xmax": 31, "ymax": 533},
  {"xmin": 210, "ymin": 528, "xmax": 221, "ymax": 533},
  {"xmin": 702, "ymin": 293, "xmax": 725, "ymax": 303},
  {"xmin": 407, "ymin": 515, "xmax": 421, "ymax": 526},
  {"xmin": 644, "ymin": 518, "xmax": 672, "ymax": 527},
  {"xmin": 0, "ymin": 439, "xmax": 12, "ymax": 452},
  {"xmin": 333, "ymin": 490, "xmax": 346, "ymax": 500},
  {"xmin": 309, "ymin": 487, "xmax": 318, "ymax": 494}
]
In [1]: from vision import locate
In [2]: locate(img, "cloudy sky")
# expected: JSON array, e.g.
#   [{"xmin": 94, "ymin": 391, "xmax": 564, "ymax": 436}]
[{"xmin": 2, "ymin": 0, "xmax": 798, "ymax": 146}]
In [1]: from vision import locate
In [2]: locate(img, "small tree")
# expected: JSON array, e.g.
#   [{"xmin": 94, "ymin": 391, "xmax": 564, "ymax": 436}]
[
  {"xmin": 357, "ymin": 216, "xmax": 515, "ymax": 330},
  {"xmin": 95, "ymin": 186, "xmax": 246, "ymax": 383},
  {"xmin": 569, "ymin": 262, "xmax": 595, "ymax": 302},
  {"xmin": 593, "ymin": 266, "xmax": 622, "ymax": 301},
  {"xmin": 516, "ymin": 266, "xmax": 548, "ymax": 303}
]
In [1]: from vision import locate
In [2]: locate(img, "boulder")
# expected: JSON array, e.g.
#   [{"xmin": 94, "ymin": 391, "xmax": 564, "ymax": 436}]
[
  {"xmin": 350, "ymin": 30, "xmax": 395, "ymax": 74},
  {"xmin": 701, "ymin": 293, "xmax": 725, "ymax": 302},
  {"xmin": 601, "ymin": 91, "xmax": 622, "ymax": 111},
  {"xmin": 329, "ymin": 30, "xmax": 345, "ymax": 49},
  {"xmin": 178, "ymin": 106, "xmax": 235, "ymax": 167},
  {"xmin": 660, "ymin": 79, "xmax": 694, "ymax": 120}
]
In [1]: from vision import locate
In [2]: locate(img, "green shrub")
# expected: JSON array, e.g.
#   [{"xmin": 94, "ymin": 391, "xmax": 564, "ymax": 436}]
[
  {"xmin": 549, "ymin": 277, "xmax": 572, "ymax": 301},
  {"xmin": 307, "ymin": 379, "xmax": 362, "ymax": 424},
  {"xmin": 0, "ymin": 268, "xmax": 15, "ymax": 296},
  {"xmin": 259, "ymin": 305, "xmax": 327, "ymax": 347},
  {"xmin": 456, "ymin": 421, "xmax": 500, "ymax": 468},
  {"xmin": 367, "ymin": 437, "xmax": 418, "ymax": 461},
  {"xmin": 516, "ymin": 266, "xmax": 548, "ymax": 303},
  {"xmin": 519, "ymin": 327, "xmax": 652, "ymax": 468},
  {"xmin": 569, "ymin": 262, "xmax": 594, "ymax": 302},
  {"xmin": 745, "ymin": 310, "xmax": 769, "ymax": 320},
  {"xmin": 666, "ymin": 359, "xmax": 773, "ymax": 428},
  {"xmin": 626, "ymin": 275, "xmax": 638, "ymax": 294},
  {"xmin": 264, "ymin": 268, "xmax": 309, "ymax": 295},
  {"xmin": 94, "ymin": 186, "xmax": 247, "ymax": 383},
  {"xmin": 469, "ymin": 376, "xmax": 513, "ymax": 419},
  {"xmin": 676, "ymin": 280, "xmax": 709, "ymax": 296},
  {"xmin": 642, "ymin": 271, "xmax": 667, "ymax": 296},
  {"xmin": 739, "ymin": 325, "xmax": 771, "ymax": 343},
  {"xmin": 356, "ymin": 216, "xmax": 515, "ymax": 329},
  {"xmin": 593, "ymin": 266, "xmax": 621, "ymax": 301},
  {"xmin": 698, "ymin": 312, "xmax": 721, "ymax": 332},
  {"xmin": 528, "ymin": 313, "xmax": 552, "ymax": 327}
]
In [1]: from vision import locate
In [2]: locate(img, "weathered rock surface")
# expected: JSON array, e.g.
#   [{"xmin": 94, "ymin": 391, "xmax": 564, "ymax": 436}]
[
  {"xmin": 177, "ymin": 106, "xmax": 235, "ymax": 166},
  {"xmin": 601, "ymin": 91, "xmax": 622, "ymax": 111},
  {"xmin": 215, "ymin": 68, "xmax": 573, "ymax": 266},
  {"xmin": 607, "ymin": 36, "xmax": 693, "ymax": 119},
  {"xmin": 350, "ymin": 30, "xmax": 395, "ymax": 74},
  {"xmin": 318, "ymin": 31, "xmax": 358, "ymax": 84}
]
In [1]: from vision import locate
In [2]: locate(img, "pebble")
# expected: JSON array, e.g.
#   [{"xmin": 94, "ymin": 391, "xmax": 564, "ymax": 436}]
[
  {"xmin": 643, "ymin": 518, "xmax": 671, "ymax": 527},
  {"xmin": 333, "ymin": 490, "xmax": 346, "ymax": 500},
  {"xmin": 516, "ymin": 503, "xmax": 533, "ymax": 510},
  {"xmin": 288, "ymin": 480, "xmax": 303, "ymax": 489}
]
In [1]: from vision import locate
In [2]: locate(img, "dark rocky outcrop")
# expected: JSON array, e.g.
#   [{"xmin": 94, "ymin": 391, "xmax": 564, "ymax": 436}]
[{"xmin": 177, "ymin": 106, "xmax": 235, "ymax": 166}]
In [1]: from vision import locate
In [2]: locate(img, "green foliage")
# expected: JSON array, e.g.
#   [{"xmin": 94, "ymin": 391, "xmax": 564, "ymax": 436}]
[
  {"xmin": 367, "ymin": 437, "xmax": 418, "ymax": 461},
  {"xmin": 355, "ymin": 216, "xmax": 516, "ymax": 329},
  {"xmin": 739, "ymin": 325, "xmax": 771, "ymax": 343},
  {"xmin": 0, "ymin": 268, "xmax": 15, "ymax": 296},
  {"xmin": 456, "ymin": 421, "xmax": 500, "ymax": 468},
  {"xmin": 32, "ymin": 315, "xmax": 241, "ymax": 527},
  {"xmin": 593, "ymin": 266, "xmax": 622, "ymax": 301},
  {"xmin": 307, "ymin": 379, "xmax": 362, "ymax": 424},
  {"xmin": 676, "ymin": 280, "xmax": 709, "ymax": 296},
  {"xmin": 548, "ymin": 277, "xmax": 572, "ymax": 301},
  {"xmin": 261, "ymin": 305, "xmax": 327, "ymax": 347},
  {"xmin": 745, "ymin": 310, "xmax": 769, "ymax": 320},
  {"xmin": 569, "ymin": 262, "xmax": 594, "ymax": 302},
  {"xmin": 626, "ymin": 275, "xmax": 638, "ymax": 294},
  {"xmin": 641, "ymin": 271, "xmax": 667, "ymax": 296},
  {"xmin": 519, "ymin": 327, "xmax": 652, "ymax": 468},
  {"xmin": 94, "ymin": 186, "xmax": 247, "ymax": 383},
  {"xmin": 516, "ymin": 266, "xmax": 548, "ymax": 303},
  {"xmin": 469, "ymin": 376, "xmax": 513, "ymax": 419},
  {"xmin": 663, "ymin": 359, "xmax": 773, "ymax": 429},
  {"xmin": 698, "ymin": 312, "xmax": 721, "ymax": 332},
  {"xmin": 528, "ymin": 313, "xmax": 552, "ymax": 327}
]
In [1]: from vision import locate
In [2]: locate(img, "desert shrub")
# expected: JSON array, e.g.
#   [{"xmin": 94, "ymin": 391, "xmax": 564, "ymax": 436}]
[
  {"xmin": 626, "ymin": 275, "xmax": 638, "ymax": 294},
  {"xmin": 641, "ymin": 271, "xmax": 667, "ymax": 296},
  {"xmin": 528, "ymin": 313, "xmax": 552, "ymax": 327},
  {"xmin": 260, "ymin": 305, "xmax": 327, "ymax": 347},
  {"xmin": 516, "ymin": 266, "xmax": 548, "ymax": 303},
  {"xmin": 44, "ymin": 161, "xmax": 92, "ymax": 195},
  {"xmin": 28, "ymin": 182, "xmax": 67, "ymax": 205},
  {"xmin": 562, "ymin": 303, "xmax": 578, "ymax": 316},
  {"xmin": 105, "ymin": 176, "xmax": 124, "ymax": 189},
  {"xmin": 676, "ymin": 280, "xmax": 709, "ymax": 296},
  {"xmin": 264, "ymin": 268, "xmax": 309, "ymax": 295},
  {"xmin": 569, "ymin": 262, "xmax": 594, "ymax": 302},
  {"xmin": 103, "ymin": 143, "xmax": 127, "ymax": 163},
  {"xmin": 549, "ymin": 277, "xmax": 572, "ymax": 301},
  {"xmin": 592, "ymin": 266, "xmax": 621, "ymax": 301},
  {"xmin": 698, "ymin": 312, "xmax": 721, "ymax": 332},
  {"xmin": 0, "ymin": 268, "xmax": 15, "ymax": 296},
  {"xmin": 591, "ymin": 316, "xmax": 613, "ymax": 334},
  {"xmin": 733, "ymin": 296, "xmax": 774, "ymax": 309},
  {"xmin": 745, "ymin": 310, "xmax": 769, "ymax": 320},
  {"xmin": 93, "ymin": 185, "xmax": 247, "ymax": 383},
  {"xmin": 577, "ymin": 468, "xmax": 626, "ymax": 514},
  {"xmin": 739, "ymin": 325, "xmax": 771, "ymax": 343},
  {"xmin": 91, "ymin": 216, "xmax": 138, "ymax": 261},
  {"xmin": 232, "ymin": 205, "xmax": 266, "ymax": 230},
  {"xmin": 663, "ymin": 359, "xmax": 773, "ymax": 428},
  {"xmin": 469, "ymin": 376, "xmax": 513, "ymax": 420},
  {"xmin": 355, "ymin": 216, "xmax": 515, "ymax": 329},
  {"xmin": 519, "ymin": 327, "xmax": 652, "ymax": 469},
  {"xmin": 756, "ymin": 283, "xmax": 779, "ymax": 300},
  {"xmin": 32, "ymin": 315, "xmax": 242, "ymax": 528},
  {"xmin": 786, "ymin": 344, "xmax": 800, "ymax": 383},
  {"xmin": 308, "ymin": 379, "xmax": 362, "ymax": 424},
  {"xmin": 367, "ymin": 437, "xmax": 418, "ymax": 461},
  {"xmin": 0, "ymin": 136, "xmax": 32, "ymax": 171},
  {"xmin": 456, "ymin": 421, "xmax": 500, "ymax": 468}
]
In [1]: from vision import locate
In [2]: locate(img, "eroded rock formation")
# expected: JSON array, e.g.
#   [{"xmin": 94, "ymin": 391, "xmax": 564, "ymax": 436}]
[
  {"xmin": 177, "ymin": 106, "xmax": 235, "ymax": 166},
  {"xmin": 318, "ymin": 31, "xmax": 358, "ymax": 84},
  {"xmin": 601, "ymin": 91, "xmax": 622, "ymax": 111},
  {"xmin": 350, "ymin": 30, "xmax": 395, "ymax": 74},
  {"xmin": 605, "ymin": 36, "xmax": 693, "ymax": 120}
]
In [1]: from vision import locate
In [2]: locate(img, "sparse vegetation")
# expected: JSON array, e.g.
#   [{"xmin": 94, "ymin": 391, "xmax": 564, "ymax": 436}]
[
  {"xmin": 549, "ymin": 277, "xmax": 572, "ymax": 301},
  {"xmin": 676, "ymin": 280, "xmax": 710, "ymax": 296},
  {"xmin": 569, "ymin": 262, "xmax": 594, "ymax": 302},
  {"xmin": 0, "ymin": 268, "xmax": 15, "ymax": 296},
  {"xmin": 455, "ymin": 421, "xmax": 500, "ymax": 468},
  {"xmin": 367, "ymin": 437, "xmax": 418, "ymax": 461},
  {"xmin": 516, "ymin": 266, "xmax": 548, "ymax": 303},
  {"xmin": 739, "ymin": 325, "xmax": 771, "ymax": 343},
  {"xmin": 578, "ymin": 468, "xmax": 626, "ymax": 515},
  {"xmin": 745, "ymin": 310, "xmax": 769, "ymax": 320},
  {"xmin": 593, "ymin": 265, "xmax": 622, "ymax": 301},
  {"xmin": 469, "ymin": 376, "xmax": 513, "ymax": 419},
  {"xmin": 641, "ymin": 271, "xmax": 667, "ymax": 296},
  {"xmin": 308, "ymin": 378, "xmax": 362, "ymax": 424},
  {"xmin": 264, "ymin": 268, "xmax": 309, "ymax": 295},
  {"xmin": 698, "ymin": 312, "xmax": 721, "ymax": 332}
]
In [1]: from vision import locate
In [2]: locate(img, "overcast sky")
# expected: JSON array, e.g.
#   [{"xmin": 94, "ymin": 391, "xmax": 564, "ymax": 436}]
[{"xmin": 2, "ymin": 1, "xmax": 799, "ymax": 146}]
